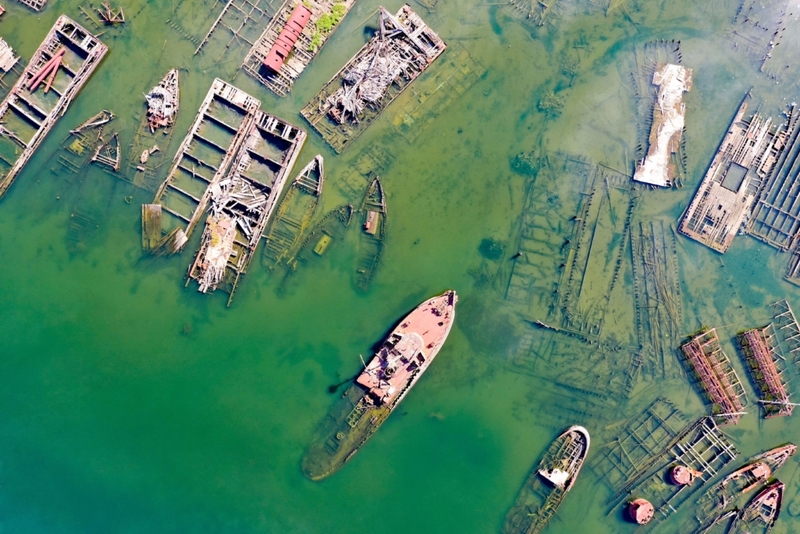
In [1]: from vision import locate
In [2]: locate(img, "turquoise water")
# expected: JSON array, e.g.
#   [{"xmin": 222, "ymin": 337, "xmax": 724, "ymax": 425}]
[{"xmin": 1, "ymin": 0, "xmax": 800, "ymax": 532}]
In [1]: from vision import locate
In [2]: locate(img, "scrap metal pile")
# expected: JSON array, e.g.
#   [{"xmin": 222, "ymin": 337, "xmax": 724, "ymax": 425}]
[{"xmin": 325, "ymin": 8, "xmax": 433, "ymax": 125}]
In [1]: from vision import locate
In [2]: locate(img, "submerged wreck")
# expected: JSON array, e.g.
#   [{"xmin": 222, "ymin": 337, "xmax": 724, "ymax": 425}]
[
  {"xmin": 262, "ymin": 154, "xmax": 324, "ymax": 269},
  {"xmin": 633, "ymin": 63, "xmax": 692, "ymax": 188},
  {"xmin": 729, "ymin": 480, "xmax": 784, "ymax": 533},
  {"xmin": 0, "ymin": 15, "xmax": 107, "ymax": 200},
  {"xmin": 502, "ymin": 426, "xmax": 590, "ymax": 534},
  {"xmin": 355, "ymin": 176, "xmax": 387, "ymax": 291},
  {"xmin": 301, "ymin": 290, "xmax": 457, "ymax": 480},
  {"xmin": 301, "ymin": 4, "xmax": 446, "ymax": 153},
  {"xmin": 186, "ymin": 110, "xmax": 306, "ymax": 303}
]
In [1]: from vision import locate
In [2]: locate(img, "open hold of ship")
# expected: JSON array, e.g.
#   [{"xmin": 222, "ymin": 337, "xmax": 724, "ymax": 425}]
[
  {"xmin": 262, "ymin": 154, "xmax": 324, "ymax": 270},
  {"xmin": 126, "ymin": 69, "xmax": 180, "ymax": 191},
  {"xmin": 301, "ymin": 290, "xmax": 458, "ymax": 481},
  {"xmin": 355, "ymin": 176, "xmax": 386, "ymax": 292},
  {"xmin": 0, "ymin": 15, "xmax": 108, "ymax": 200},
  {"xmin": 729, "ymin": 480, "xmax": 784, "ymax": 534},
  {"xmin": 502, "ymin": 425, "xmax": 590, "ymax": 534}
]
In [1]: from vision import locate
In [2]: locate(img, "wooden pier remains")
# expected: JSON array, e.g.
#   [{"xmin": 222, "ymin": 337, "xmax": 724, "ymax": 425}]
[
  {"xmin": 737, "ymin": 326, "xmax": 793, "ymax": 418},
  {"xmin": 186, "ymin": 110, "xmax": 306, "ymax": 304},
  {"xmin": 193, "ymin": 0, "xmax": 283, "ymax": 58},
  {"xmin": 242, "ymin": 0, "xmax": 358, "ymax": 97},
  {"xmin": 679, "ymin": 97, "xmax": 782, "ymax": 253},
  {"xmin": 300, "ymin": 5, "xmax": 446, "ymax": 153},
  {"xmin": 0, "ymin": 15, "xmax": 108, "ymax": 200},
  {"xmin": 680, "ymin": 329, "xmax": 748, "ymax": 425},
  {"xmin": 149, "ymin": 79, "xmax": 260, "ymax": 253}
]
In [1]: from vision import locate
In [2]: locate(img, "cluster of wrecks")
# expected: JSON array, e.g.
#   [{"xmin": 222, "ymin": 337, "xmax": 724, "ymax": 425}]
[{"xmin": 0, "ymin": 4, "xmax": 446, "ymax": 305}]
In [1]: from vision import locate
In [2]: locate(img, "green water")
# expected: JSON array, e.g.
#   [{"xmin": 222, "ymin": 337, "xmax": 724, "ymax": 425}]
[{"xmin": 2, "ymin": 0, "xmax": 800, "ymax": 532}]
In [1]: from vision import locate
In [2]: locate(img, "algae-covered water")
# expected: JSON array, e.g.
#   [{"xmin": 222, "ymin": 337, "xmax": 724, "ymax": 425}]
[{"xmin": 2, "ymin": 0, "xmax": 800, "ymax": 532}]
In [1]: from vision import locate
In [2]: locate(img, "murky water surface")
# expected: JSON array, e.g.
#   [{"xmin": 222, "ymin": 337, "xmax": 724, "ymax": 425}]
[{"xmin": 2, "ymin": 0, "xmax": 800, "ymax": 532}]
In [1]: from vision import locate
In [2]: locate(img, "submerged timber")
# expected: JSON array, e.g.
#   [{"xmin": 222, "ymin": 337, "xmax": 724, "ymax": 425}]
[
  {"xmin": 633, "ymin": 63, "xmax": 692, "ymax": 187},
  {"xmin": 502, "ymin": 426, "xmax": 590, "ymax": 534},
  {"xmin": 186, "ymin": 111, "xmax": 306, "ymax": 304},
  {"xmin": 302, "ymin": 290, "xmax": 457, "ymax": 481},
  {"xmin": 242, "ymin": 0, "xmax": 358, "ymax": 97},
  {"xmin": 355, "ymin": 176, "xmax": 386, "ymax": 292},
  {"xmin": 262, "ymin": 154, "xmax": 324, "ymax": 269},
  {"xmin": 300, "ymin": 4, "xmax": 446, "ymax": 153},
  {"xmin": 0, "ymin": 15, "xmax": 107, "ymax": 200},
  {"xmin": 147, "ymin": 79, "xmax": 260, "ymax": 254},
  {"xmin": 126, "ymin": 69, "xmax": 180, "ymax": 191}
]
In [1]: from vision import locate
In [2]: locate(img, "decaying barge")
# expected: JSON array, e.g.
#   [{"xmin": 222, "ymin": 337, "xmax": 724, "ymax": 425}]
[
  {"xmin": 679, "ymin": 97, "xmax": 783, "ymax": 252},
  {"xmin": 300, "ymin": 4, "xmax": 446, "ymax": 153},
  {"xmin": 355, "ymin": 176, "xmax": 386, "ymax": 292},
  {"xmin": 262, "ymin": 154, "xmax": 324, "ymax": 269},
  {"xmin": 502, "ymin": 426, "xmax": 590, "ymax": 534},
  {"xmin": 54, "ymin": 109, "xmax": 114, "ymax": 176},
  {"xmin": 127, "ymin": 69, "xmax": 180, "ymax": 191},
  {"xmin": 737, "ymin": 326, "xmax": 794, "ymax": 417},
  {"xmin": 302, "ymin": 290, "xmax": 457, "ymax": 480},
  {"xmin": 186, "ymin": 110, "xmax": 306, "ymax": 304},
  {"xmin": 633, "ymin": 63, "xmax": 692, "ymax": 188},
  {"xmin": 679, "ymin": 329, "xmax": 747, "ymax": 425},
  {"xmin": 242, "ymin": 0, "xmax": 358, "ymax": 97},
  {"xmin": 146, "ymin": 79, "xmax": 260, "ymax": 254},
  {"xmin": 0, "ymin": 15, "xmax": 107, "ymax": 200}
]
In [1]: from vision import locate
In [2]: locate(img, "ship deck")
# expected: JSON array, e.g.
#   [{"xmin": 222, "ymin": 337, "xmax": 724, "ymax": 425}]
[{"xmin": 0, "ymin": 15, "xmax": 107, "ymax": 200}]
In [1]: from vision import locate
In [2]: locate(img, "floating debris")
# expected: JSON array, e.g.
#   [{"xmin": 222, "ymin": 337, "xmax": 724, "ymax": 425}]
[
  {"xmin": 0, "ymin": 16, "xmax": 108, "ymax": 200},
  {"xmin": 632, "ymin": 64, "xmax": 692, "ymax": 188},
  {"xmin": 301, "ymin": 290, "xmax": 458, "ymax": 480},
  {"xmin": 679, "ymin": 328, "xmax": 748, "ymax": 426},
  {"xmin": 242, "ymin": 0, "xmax": 358, "ymax": 97},
  {"xmin": 301, "ymin": 5, "xmax": 446, "ymax": 153},
  {"xmin": 502, "ymin": 426, "xmax": 590, "ymax": 534}
]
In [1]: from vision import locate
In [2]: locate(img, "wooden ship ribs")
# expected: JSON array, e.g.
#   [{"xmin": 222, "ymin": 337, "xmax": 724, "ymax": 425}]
[
  {"xmin": 0, "ymin": 15, "xmax": 108, "ymax": 200},
  {"xmin": 242, "ymin": 0, "xmax": 358, "ymax": 97},
  {"xmin": 187, "ymin": 110, "xmax": 306, "ymax": 304},
  {"xmin": 146, "ymin": 79, "xmax": 260, "ymax": 254},
  {"xmin": 300, "ymin": 4, "xmax": 446, "ymax": 153},
  {"xmin": 355, "ymin": 176, "xmax": 386, "ymax": 291},
  {"xmin": 680, "ymin": 329, "xmax": 747, "ymax": 425},
  {"xmin": 737, "ymin": 326, "xmax": 793, "ymax": 417}
]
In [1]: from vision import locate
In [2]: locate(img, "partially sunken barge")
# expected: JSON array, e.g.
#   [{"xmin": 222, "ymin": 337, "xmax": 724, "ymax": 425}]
[
  {"xmin": 737, "ymin": 326, "xmax": 793, "ymax": 418},
  {"xmin": 678, "ymin": 98, "xmax": 782, "ymax": 253},
  {"xmin": 0, "ymin": 15, "xmax": 107, "ymax": 200},
  {"xmin": 679, "ymin": 329, "xmax": 747, "ymax": 425},
  {"xmin": 301, "ymin": 4, "xmax": 446, "ymax": 153},
  {"xmin": 186, "ymin": 110, "xmax": 306, "ymax": 304},
  {"xmin": 242, "ymin": 0, "xmax": 358, "ymax": 97},
  {"xmin": 146, "ymin": 79, "xmax": 261, "ymax": 254}
]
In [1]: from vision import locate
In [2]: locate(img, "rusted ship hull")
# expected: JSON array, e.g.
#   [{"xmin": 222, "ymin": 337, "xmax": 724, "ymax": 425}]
[{"xmin": 301, "ymin": 290, "xmax": 458, "ymax": 481}]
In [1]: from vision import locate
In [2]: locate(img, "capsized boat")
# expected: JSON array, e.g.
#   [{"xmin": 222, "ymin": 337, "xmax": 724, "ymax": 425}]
[
  {"xmin": 146, "ymin": 68, "xmax": 179, "ymax": 132},
  {"xmin": 355, "ymin": 176, "xmax": 387, "ymax": 292},
  {"xmin": 502, "ymin": 425, "xmax": 590, "ymax": 534},
  {"xmin": 729, "ymin": 480, "xmax": 784, "ymax": 534},
  {"xmin": 301, "ymin": 290, "xmax": 458, "ymax": 481}
]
